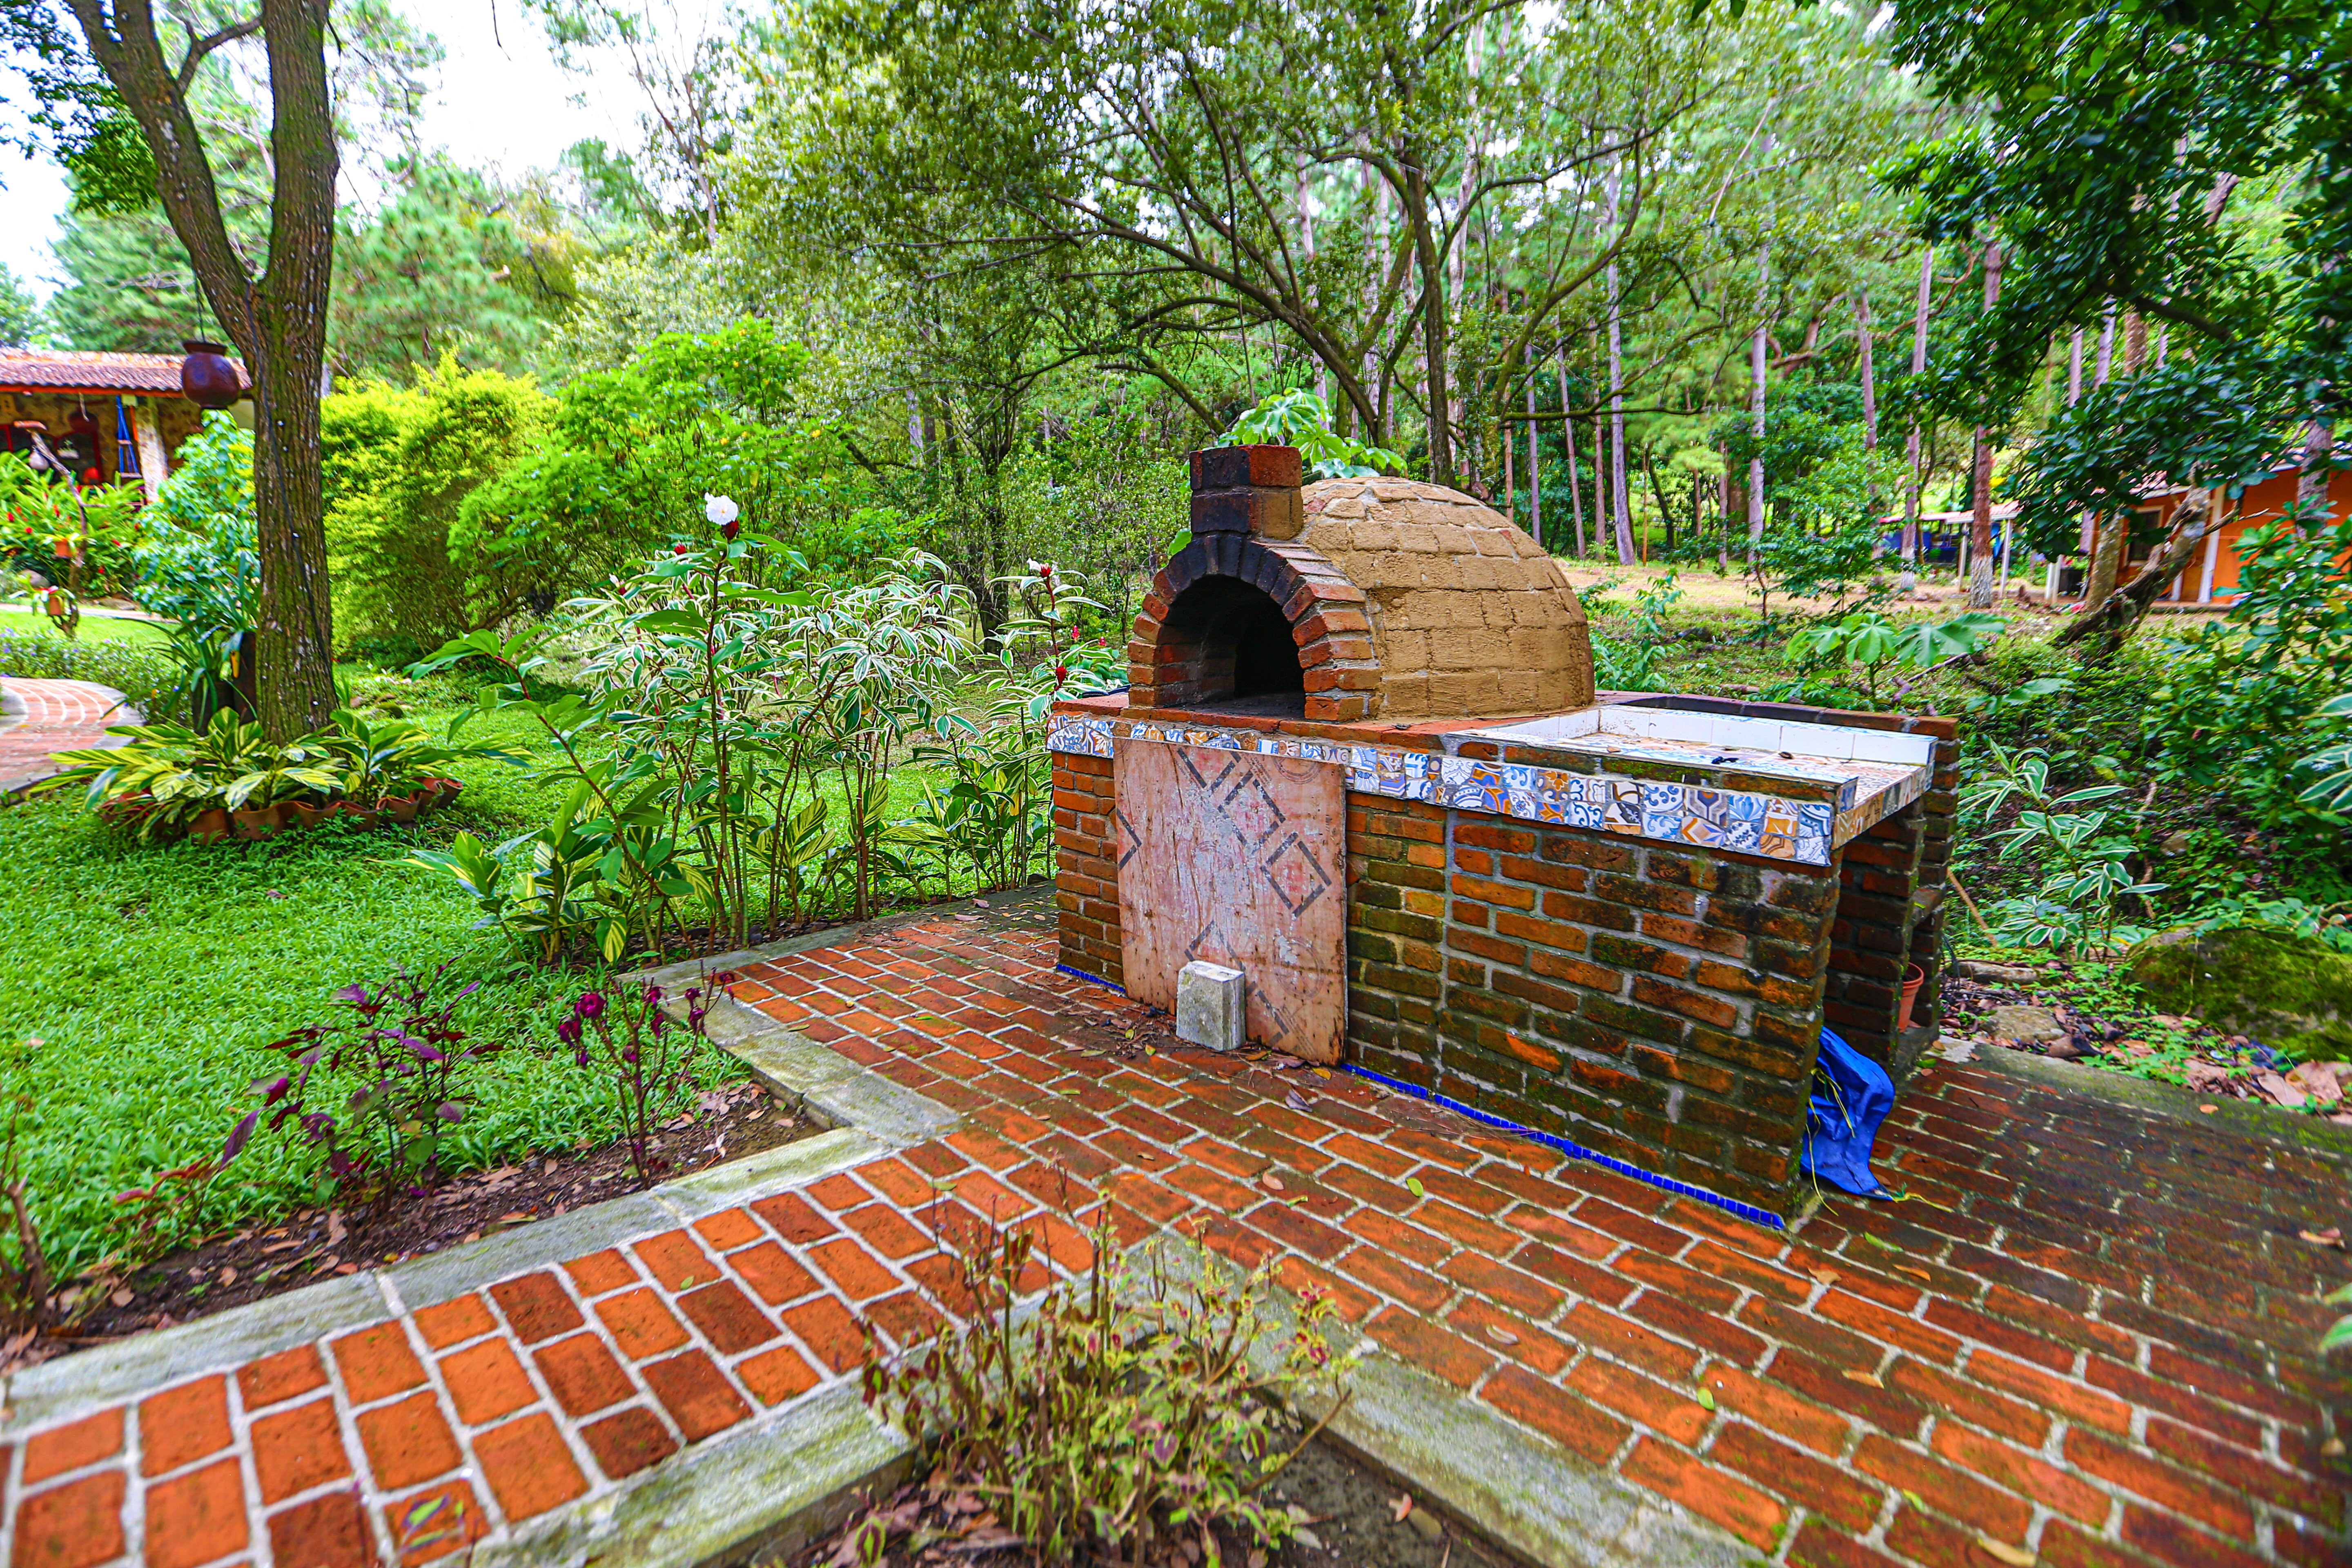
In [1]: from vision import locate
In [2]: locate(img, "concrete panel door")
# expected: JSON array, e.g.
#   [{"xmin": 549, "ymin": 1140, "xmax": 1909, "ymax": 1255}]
[{"xmin": 1115, "ymin": 740, "xmax": 1346, "ymax": 1062}]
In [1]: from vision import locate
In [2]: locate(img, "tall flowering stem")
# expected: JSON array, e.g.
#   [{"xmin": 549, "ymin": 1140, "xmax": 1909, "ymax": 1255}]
[{"xmin": 565, "ymin": 972, "xmax": 736, "ymax": 1184}]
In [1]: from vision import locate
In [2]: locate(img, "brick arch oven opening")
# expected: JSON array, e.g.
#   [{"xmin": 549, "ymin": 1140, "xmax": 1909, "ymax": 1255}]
[
  {"xmin": 1154, "ymin": 576, "xmax": 1308, "ymax": 717},
  {"xmin": 1126, "ymin": 444, "xmax": 1384, "ymax": 724}
]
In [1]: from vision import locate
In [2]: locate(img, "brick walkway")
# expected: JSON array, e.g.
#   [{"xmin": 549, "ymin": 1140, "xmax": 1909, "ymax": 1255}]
[
  {"xmin": 2, "ymin": 902, "xmax": 2346, "ymax": 1567},
  {"xmin": 0, "ymin": 678, "xmax": 131, "ymax": 795}
]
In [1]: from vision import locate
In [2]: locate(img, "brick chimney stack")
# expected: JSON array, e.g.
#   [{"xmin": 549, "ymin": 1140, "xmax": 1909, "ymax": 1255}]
[{"xmin": 1187, "ymin": 444, "xmax": 1307, "ymax": 541}]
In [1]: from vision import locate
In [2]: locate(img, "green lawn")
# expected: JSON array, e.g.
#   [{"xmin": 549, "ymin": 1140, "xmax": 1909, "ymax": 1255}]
[
  {"xmin": 0, "ymin": 608, "xmax": 172, "ymax": 644},
  {"xmin": 0, "ymin": 703, "xmax": 696, "ymax": 1275},
  {"xmin": 0, "ymin": 687, "xmax": 1013, "ymax": 1278}
]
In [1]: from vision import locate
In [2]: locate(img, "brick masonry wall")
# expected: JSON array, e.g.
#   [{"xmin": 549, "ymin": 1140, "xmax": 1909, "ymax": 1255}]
[
  {"xmin": 1052, "ymin": 753, "xmax": 1124, "ymax": 988},
  {"xmin": 1345, "ymin": 796, "xmax": 1846, "ymax": 1220},
  {"xmin": 1621, "ymin": 699, "xmax": 1961, "ymax": 1076}
]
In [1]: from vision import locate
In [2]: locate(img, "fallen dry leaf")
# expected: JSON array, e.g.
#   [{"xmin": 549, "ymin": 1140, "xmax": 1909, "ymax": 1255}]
[
  {"xmin": 2199, "ymin": 1104, "xmax": 2220, "ymax": 1114},
  {"xmin": 1261, "ymin": 1173, "xmax": 1284, "ymax": 1193},
  {"xmin": 1974, "ymin": 1534, "xmax": 2036, "ymax": 1567},
  {"xmin": 2297, "ymin": 1228, "xmax": 2344, "ymax": 1250},
  {"xmin": 1843, "ymin": 1369, "xmax": 1885, "ymax": 1388},
  {"xmin": 2258, "ymin": 1071, "xmax": 2309, "ymax": 1109},
  {"xmin": 1389, "ymin": 1494, "xmax": 1413, "ymax": 1524},
  {"xmin": 109, "ymin": 1287, "xmax": 133, "ymax": 1307},
  {"xmin": 1482, "ymin": 1323, "xmax": 1520, "ymax": 1346},
  {"xmin": 1284, "ymin": 1089, "xmax": 1313, "ymax": 1111},
  {"xmin": 2288, "ymin": 1062, "xmax": 2344, "ymax": 1107},
  {"xmin": 2321, "ymin": 1437, "xmax": 2345, "ymax": 1459}
]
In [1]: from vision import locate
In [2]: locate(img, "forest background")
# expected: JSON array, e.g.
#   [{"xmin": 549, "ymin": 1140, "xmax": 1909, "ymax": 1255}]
[{"xmin": 0, "ymin": 0, "xmax": 2197, "ymax": 641}]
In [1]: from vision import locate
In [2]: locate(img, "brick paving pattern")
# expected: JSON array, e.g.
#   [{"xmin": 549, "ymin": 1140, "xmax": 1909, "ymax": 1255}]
[
  {"xmin": 2, "ymin": 902, "xmax": 2345, "ymax": 1566},
  {"xmin": 0, "ymin": 678, "xmax": 130, "ymax": 794}
]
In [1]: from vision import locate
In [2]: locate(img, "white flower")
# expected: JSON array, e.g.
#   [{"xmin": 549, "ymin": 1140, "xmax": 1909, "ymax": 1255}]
[{"xmin": 704, "ymin": 494, "xmax": 740, "ymax": 526}]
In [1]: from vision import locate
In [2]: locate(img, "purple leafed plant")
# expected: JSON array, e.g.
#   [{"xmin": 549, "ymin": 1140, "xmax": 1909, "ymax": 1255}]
[
  {"xmin": 564, "ymin": 971, "xmax": 735, "ymax": 1185},
  {"xmin": 221, "ymin": 967, "xmax": 501, "ymax": 1207}
]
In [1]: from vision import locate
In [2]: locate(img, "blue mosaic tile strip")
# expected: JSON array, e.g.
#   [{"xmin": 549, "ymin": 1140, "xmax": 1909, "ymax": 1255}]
[
  {"xmin": 1056, "ymin": 961, "xmax": 1127, "ymax": 995},
  {"xmin": 1046, "ymin": 710, "xmax": 1922, "ymax": 866},
  {"xmin": 1341, "ymin": 1061, "xmax": 1788, "ymax": 1231}
]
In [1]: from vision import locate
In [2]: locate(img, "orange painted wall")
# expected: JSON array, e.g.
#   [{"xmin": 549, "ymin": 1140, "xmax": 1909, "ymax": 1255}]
[{"xmin": 2139, "ymin": 466, "xmax": 2352, "ymax": 602}]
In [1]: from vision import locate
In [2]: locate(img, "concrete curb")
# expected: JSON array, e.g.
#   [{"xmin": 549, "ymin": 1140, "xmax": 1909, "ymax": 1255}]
[
  {"xmin": 1961, "ymin": 1038, "xmax": 2352, "ymax": 1160},
  {"xmin": 1141, "ymin": 1237, "xmax": 1753, "ymax": 1568},
  {"xmin": 477, "ymin": 1384, "xmax": 911, "ymax": 1568}
]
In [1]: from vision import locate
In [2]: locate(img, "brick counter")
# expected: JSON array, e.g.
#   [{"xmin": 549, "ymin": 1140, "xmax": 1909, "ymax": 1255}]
[{"xmin": 1051, "ymin": 694, "xmax": 1955, "ymax": 1225}]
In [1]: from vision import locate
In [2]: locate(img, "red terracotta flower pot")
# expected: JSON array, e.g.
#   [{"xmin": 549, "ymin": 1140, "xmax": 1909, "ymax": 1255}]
[
  {"xmin": 190, "ymin": 807, "xmax": 232, "ymax": 844},
  {"xmin": 231, "ymin": 802, "xmax": 284, "ymax": 840},
  {"xmin": 377, "ymin": 791, "xmax": 424, "ymax": 824},
  {"xmin": 97, "ymin": 791, "xmax": 155, "ymax": 827},
  {"xmin": 1898, "ymin": 964, "xmax": 1927, "ymax": 1031}
]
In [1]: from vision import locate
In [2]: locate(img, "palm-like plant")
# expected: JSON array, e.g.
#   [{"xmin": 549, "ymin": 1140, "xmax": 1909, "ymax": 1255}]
[{"xmin": 1960, "ymin": 744, "xmax": 2166, "ymax": 956}]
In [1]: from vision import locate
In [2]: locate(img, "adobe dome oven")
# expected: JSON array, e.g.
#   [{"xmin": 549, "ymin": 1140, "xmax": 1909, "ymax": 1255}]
[
  {"xmin": 1053, "ymin": 443, "xmax": 1960, "ymax": 1226},
  {"xmin": 1128, "ymin": 445, "xmax": 1596, "ymax": 722}
]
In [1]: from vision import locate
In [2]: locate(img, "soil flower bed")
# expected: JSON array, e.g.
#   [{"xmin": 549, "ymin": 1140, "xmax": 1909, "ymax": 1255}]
[
  {"xmin": 52, "ymin": 1078, "xmax": 809, "ymax": 1358},
  {"xmin": 1941, "ymin": 956, "xmax": 2352, "ymax": 1118}
]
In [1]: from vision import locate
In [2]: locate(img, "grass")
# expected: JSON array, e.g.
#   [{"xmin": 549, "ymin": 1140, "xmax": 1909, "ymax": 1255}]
[
  {"xmin": 0, "ymin": 608, "xmax": 171, "ymax": 644},
  {"xmin": 0, "ymin": 703, "xmax": 688, "ymax": 1276},
  {"xmin": 0, "ymin": 678, "xmax": 1030, "ymax": 1280}
]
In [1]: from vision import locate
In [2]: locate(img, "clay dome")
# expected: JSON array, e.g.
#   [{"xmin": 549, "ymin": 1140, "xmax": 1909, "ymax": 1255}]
[{"xmin": 1298, "ymin": 477, "xmax": 1595, "ymax": 719}]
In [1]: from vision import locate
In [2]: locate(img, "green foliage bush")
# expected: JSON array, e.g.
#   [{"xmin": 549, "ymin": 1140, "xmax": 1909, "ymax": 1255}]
[
  {"xmin": 461, "ymin": 321, "xmax": 872, "ymax": 593},
  {"xmin": 322, "ymin": 359, "xmax": 558, "ymax": 658},
  {"xmin": 133, "ymin": 412, "xmax": 258, "ymax": 636},
  {"xmin": 2145, "ymin": 509, "xmax": 2352, "ymax": 856},
  {"xmin": 2, "ymin": 453, "xmax": 144, "ymax": 601},
  {"xmin": 859, "ymin": 1205, "xmax": 1349, "ymax": 1565}
]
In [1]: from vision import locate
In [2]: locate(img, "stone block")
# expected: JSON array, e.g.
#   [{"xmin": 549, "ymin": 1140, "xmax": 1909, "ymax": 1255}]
[{"xmin": 1175, "ymin": 961, "xmax": 1245, "ymax": 1051}]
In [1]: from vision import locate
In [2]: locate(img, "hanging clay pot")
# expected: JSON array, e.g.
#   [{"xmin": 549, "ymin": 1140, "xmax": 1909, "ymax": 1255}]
[{"xmin": 180, "ymin": 341, "xmax": 244, "ymax": 411}]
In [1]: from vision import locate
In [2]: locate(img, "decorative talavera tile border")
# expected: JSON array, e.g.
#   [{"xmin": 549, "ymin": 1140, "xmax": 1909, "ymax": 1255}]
[{"xmin": 1049, "ymin": 712, "xmax": 1898, "ymax": 866}]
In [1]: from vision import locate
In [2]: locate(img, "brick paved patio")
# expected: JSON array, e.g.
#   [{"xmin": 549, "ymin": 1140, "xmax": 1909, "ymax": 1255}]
[
  {"xmin": 0, "ymin": 677, "xmax": 131, "ymax": 795},
  {"xmin": 3, "ymin": 897, "xmax": 2346, "ymax": 1567}
]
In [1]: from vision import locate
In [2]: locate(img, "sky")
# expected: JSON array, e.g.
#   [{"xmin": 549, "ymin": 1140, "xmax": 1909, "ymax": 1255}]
[{"xmin": 0, "ymin": 0, "xmax": 637, "ymax": 302}]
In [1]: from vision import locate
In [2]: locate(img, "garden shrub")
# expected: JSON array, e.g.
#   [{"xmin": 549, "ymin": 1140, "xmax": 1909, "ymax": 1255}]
[
  {"xmin": 2144, "ymin": 509, "xmax": 2352, "ymax": 861},
  {"xmin": 858, "ymin": 1201, "xmax": 1350, "ymax": 1566},
  {"xmin": 134, "ymin": 412, "xmax": 258, "ymax": 637},
  {"xmin": 321, "ymin": 359, "xmax": 557, "ymax": 654}
]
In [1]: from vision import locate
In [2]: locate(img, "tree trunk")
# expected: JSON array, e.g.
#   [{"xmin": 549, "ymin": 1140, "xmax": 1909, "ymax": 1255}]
[
  {"xmin": 2299, "ymin": 417, "xmax": 2335, "ymax": 512},
  {"xmin": 2058, "ymin": 486, "xmax": 2218, "ymax": 658},
  {"xmin": 1968, "ymin": 242, "xmax": 2003, "ymax": 609},
  {"xmin": 1900, "ymin": 249, "xmax": 1932, "ymax": 584},
  {"xmin": 1856, "ymin": 287, "xmax": 1878, "ymax": 452},
  {"xmin": 1405, "ymin": 163, "xmax": 1455, "ymax": 483},
  {"xmin": 1525, "ymin": 375, "xmax": 1542, "ymax": 546},
  {"xmin": 1558, "ymin": 349, "xmax": 1586, "ymax": 556},
  {"xmin": 1746, "ymin": 293, "xmax": 1768, "ymax": 562},
  {"xmin": 1592, "ymin": 412, "xmax": 1606, "ymax": 560},
  {"xmin": 65, "ymin": 0, "xmax": 342, "ymax": 739},
  {"xmin": 2081, "ymin": 308, "xmax": 2131, "ymax": 606},
  {"xmin": 1747, "ymin": 134, "xmax": 1776, "ymax": 570},
  {"xmin": 1606, "ymin": 158, "xmax": 1633, "ymax": 565}
]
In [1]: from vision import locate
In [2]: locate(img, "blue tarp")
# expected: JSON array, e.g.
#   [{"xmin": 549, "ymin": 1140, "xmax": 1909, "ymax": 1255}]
[{"xmin": 1800, "ymin": 1027, "xmax": 1895, "ymax": 1198}]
